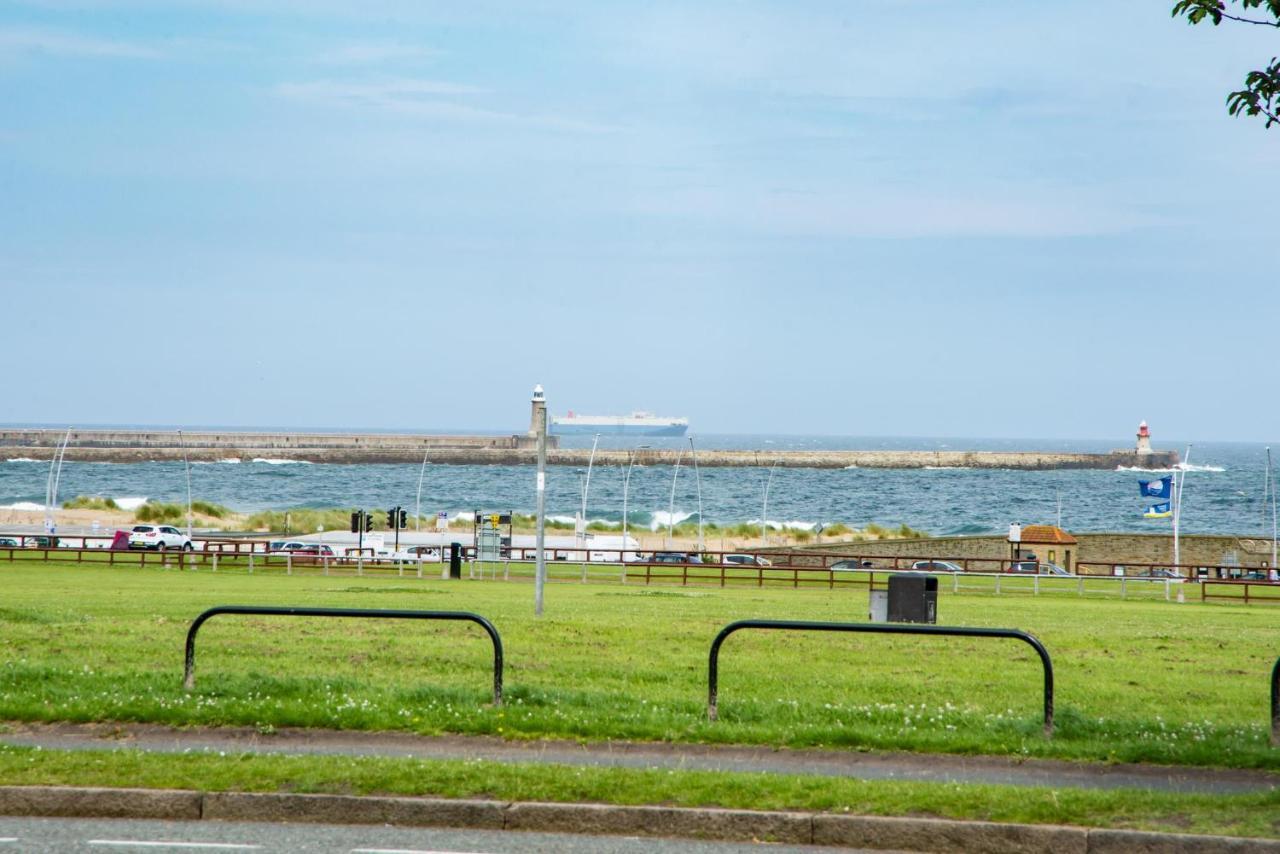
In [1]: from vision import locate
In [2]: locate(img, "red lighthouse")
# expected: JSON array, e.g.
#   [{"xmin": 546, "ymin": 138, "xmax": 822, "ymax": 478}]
[{"xmin": 1136, "ymin": 421, "xmax": 1152, "ymax": 455}]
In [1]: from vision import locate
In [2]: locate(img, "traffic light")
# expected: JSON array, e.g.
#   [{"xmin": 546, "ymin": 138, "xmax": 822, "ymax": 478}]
[
  {"xmin": 386, "ymin": 508, "xmax": 396, "ymax": 529},
  {"xmin": 363, "ymin": 511, "xmax": 374, "ymax": 533},
  {"xmin": 398, "ymin": 508, "xmax": 407, "ymax": 529},
  {"xmin": 350, "ymin": 511, "xmax": 360, "ymax": 534}
]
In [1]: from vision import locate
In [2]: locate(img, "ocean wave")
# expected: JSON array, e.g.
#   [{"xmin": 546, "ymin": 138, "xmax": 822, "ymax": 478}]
[
  {"xmin": 252, "ymin": 458, "xmax": 311, "ymax": 465},
  {"xmin": 1116, "ymin": 464, "xmax": 1225, "ymax": 473},
  {"xmin": 924, "ymin": 466, "xmax": 971, "ymax": 471},
  {"xmin": 219, "ymin": 458, "xmax": 242, "ymax": 464},
  {"xmin": 4, "ymin": 458, "xmax": 40, "ymax": 463},
  {"xmin": 649, "ymin": 510, "xmax": 694, "ymax": 530},
  {"xmin": 746, "ymin": 519, "xmax": 817, "ymax": 531},
  {"xmin": 113, "ymin": 496, "xmax": 148, "ymax": 511},
  {"xmin": 1, "ymin": 501, "xmax": 47, "ymax": 512}
]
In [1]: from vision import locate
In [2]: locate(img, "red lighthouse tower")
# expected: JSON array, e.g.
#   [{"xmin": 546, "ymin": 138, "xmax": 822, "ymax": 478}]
[{"xmin": 1136, "ymin": 421, "xmax": 1152, "ymax": 455}]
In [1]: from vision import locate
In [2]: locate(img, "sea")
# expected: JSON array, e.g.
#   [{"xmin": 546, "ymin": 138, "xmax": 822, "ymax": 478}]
[{"xmin": 0, "ymin": 432, "xmax": 1270, "ymax": 537}]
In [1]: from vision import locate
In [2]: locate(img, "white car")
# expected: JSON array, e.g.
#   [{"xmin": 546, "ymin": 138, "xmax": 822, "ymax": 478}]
[
  {"xmin": 128, "ymin": 525, "xmax": 192, "ymax": 551},
  {"xmin": 723, "ymin": 554, "xmax": 771, "ymax": 567},
  {"xmin": 910, "ymin": 560, "xmax": 966, "ymax": 573},
  {"xmin": 267, "ymin": 541, "xmax": 308, "ymax": 554}
]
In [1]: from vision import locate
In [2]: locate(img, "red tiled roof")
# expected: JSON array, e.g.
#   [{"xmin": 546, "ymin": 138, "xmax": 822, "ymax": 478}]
[{"xmin": 1018, "ymin": 525, "xmax": 1078, "ymax": 545}]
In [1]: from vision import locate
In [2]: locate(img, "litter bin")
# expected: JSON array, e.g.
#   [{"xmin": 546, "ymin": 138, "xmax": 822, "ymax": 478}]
[
  {"xmin": 449, "ymin": 542, "xmax": 462, "ymax": 579},
  {"xmin": 887, "ymin": 573, "xmax": 937, "ymax": 623}
]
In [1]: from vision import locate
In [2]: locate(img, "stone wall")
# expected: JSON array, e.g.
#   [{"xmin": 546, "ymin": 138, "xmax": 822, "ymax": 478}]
[{"xmin": 770, "ymin": 533, "xmax": 1275, "ymax": 573}]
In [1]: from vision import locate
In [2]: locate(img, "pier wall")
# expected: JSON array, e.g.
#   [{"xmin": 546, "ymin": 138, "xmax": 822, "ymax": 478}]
[{"xmin": 0, "ymin": 429, "xmax": 1177, "ymax": 470}]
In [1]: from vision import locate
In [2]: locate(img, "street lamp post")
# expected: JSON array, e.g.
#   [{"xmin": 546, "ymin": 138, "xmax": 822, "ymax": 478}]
[
  {"xmin": 579, "ymin": 433, "xmax": 601, "ymax": 546},
  {"xmin": 761, "ymin": 460, "xmax": 780, "ymax": 545},
  {"xmin": 666, "ymin": 445, "xmax": 684, "ymax": 548},
  {"xmin": 178, "ymin": 429, "xmax": 193, "ymax": 539},
  {"xmin": 414, "ymin": 450, "xmax": 429, "ymax": 532},
  {"xmin": 689, "ymin": 436, "xmax": 703, "ymax": 552},
  {"xmin": 622, "ymin": 445, "xmax": 649, "ymax": 561}
]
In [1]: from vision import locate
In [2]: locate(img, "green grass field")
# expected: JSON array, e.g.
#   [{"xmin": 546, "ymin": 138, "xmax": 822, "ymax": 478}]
[{"xmin": 0, "ymin": 560, "xmax": 1276, "ymax": 770}]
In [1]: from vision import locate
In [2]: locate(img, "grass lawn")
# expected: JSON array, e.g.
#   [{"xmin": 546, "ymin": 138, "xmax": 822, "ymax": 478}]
[{"xmin": 0, "ymin": 561, "xmax": 1276, "ymax": 770}]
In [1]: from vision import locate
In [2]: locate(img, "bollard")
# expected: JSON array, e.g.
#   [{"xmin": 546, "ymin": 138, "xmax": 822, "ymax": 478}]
[
  {"xmin": 449, "ymin": 543, "xmax": 462, "ymax": 579},
  {"xmin": 212, "ymin": 553, "xmax": 218, "ymax": 573},
  {"xmin": 248, "ymin": 553, "xmax": 254, "ymax": 573}
]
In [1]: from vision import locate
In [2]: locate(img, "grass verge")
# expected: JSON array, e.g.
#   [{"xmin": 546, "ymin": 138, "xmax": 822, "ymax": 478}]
[{"xmin": 0, "ymin": 746, "xmax": 1276, "ymax": 839}]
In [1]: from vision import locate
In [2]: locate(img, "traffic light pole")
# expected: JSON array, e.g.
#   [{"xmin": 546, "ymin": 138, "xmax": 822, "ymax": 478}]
[{"xmin": 394, "ymin": 506, "xmax": 400, "ymax": 554}]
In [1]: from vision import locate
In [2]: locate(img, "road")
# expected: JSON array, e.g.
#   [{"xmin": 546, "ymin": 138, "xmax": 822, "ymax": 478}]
[{"xmin": 0, "ymin": 816, "xmax": 856, "ymax": 853}]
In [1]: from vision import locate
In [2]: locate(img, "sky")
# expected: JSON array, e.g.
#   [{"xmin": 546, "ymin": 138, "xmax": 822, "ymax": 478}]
[{"xmin": 2, "ymin": 1, "xmax": 1278, "ymax": 442}]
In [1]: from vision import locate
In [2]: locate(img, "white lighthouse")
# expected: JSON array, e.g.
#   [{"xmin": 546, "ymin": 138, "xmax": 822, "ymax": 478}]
[
  {"xmin": 528, "ymin": 384, "xmax": 546, "ymax": 437},
  {"xmin": 1136, "ymin": 420, "xmax": 1152, "ymax": 455}
]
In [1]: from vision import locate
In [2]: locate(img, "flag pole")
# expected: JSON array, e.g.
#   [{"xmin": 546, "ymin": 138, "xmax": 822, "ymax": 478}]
[{"xmin": 1268, "ymin": 446, "xmax": 1277, "ymax": 579}]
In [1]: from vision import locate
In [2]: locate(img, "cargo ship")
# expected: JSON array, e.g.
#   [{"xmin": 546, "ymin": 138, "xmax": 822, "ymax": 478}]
[{"xmin": 549, "ymin": 411, "xmax": 689, "ymax": 437}]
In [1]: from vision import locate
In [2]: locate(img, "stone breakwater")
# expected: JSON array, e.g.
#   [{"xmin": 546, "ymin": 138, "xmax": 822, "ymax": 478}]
[{"xmin": 1, "ymin": 430, "xmax": 1178, "ymax": 470}]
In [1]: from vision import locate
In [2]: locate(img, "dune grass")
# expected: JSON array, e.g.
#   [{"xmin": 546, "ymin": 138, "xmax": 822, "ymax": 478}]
[
  {"xmin": 0, "ymin": 562, "xmax": 1276, "ymax": 771},
  {"xmin": 61, "ymin": 496, "xmax": 119, "ymax": 511}
]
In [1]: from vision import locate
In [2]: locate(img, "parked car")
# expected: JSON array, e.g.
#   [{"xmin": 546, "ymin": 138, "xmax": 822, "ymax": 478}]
[
  {"xmin": 394, "ymin": 545, "xmax": 441, "ymax": 561},
  {"xmin": 1009, "ymin": 561, "xmax": 1071, "ymax": 576},
  {"xmin": 830, "ymin": 559, "xmax": 873, "ymax": 570},
  {"xmin": 289, "ymin": 544, "xmax": 335, "ymax": 557},
  {"xmin": 1144, "ymin": 568, "xmax": 1185, "ymax": 580},
  {"xmin": 910, "ymin": 560, "xmax": 965, "ymax": 573},
  {"xmin": 650, "ymin": 552, "xmax": 703, "ymax": 564},
  {"xmin": 267, "ymin": 541, "xmax": 308, "ymax": 554},
  {"xmin": 722, "ymin": 554, "xmax": 771, "ymax": 567},
  {"xmin": 128, "ymin": 525, "xmax": 192, "ymax": 551},
  {"xmin": 0, "ymin": 537, "xmax": 19, "ymax": 548},
  {"xmin": 23, "ymin": 535, "xmax": 53, "ymax": 548}
]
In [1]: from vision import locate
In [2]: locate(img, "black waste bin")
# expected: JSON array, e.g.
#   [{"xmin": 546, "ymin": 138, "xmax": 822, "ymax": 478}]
[
  {"xmin": 449, "ymin": 542, "xmax": 462, "ymax": 579},
  {"xmin": 887, "ymin": 572, "xmax": 937, "ymax": 623}
]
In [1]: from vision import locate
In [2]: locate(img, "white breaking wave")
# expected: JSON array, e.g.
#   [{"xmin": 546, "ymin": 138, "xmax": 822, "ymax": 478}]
[
  {"xmin": 649, "ymin": 510, "xmax": 694, "ymax": 531},
  {"xmin": 1117, "ymin": 464, "xmax": 1225, "ymax": 473},
  {"xmin": 5, "ymin": 458, "xmax": 39, "ymax": 463},
  {"xmin": 924, "ymin": 466, "xmax": 971, "ymax": 470},
  {"xmin": 452, "ymin": 510, "xmax": 476, "ymax": 522},
  {"xmin": 252, "ymin": 458, "xmax": 311, "ymax": 465},
  {"xmin": 219, "ymin": 458, "xmax": 242, "ymax": 464},
  {"xmin": 746, "ymin": 519, "xmax": 817, "ymax": 531},
  {"xmin": 113, "ymin": 497, "xmax": 148, "ymax": 511},
  {"xmin": 1, "ymin": 501, "xmax": 47, "ymax": 512}
]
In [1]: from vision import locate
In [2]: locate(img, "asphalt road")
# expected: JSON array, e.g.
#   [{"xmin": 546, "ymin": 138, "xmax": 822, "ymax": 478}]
[{"xmin": 0, "ymin": 816, "xmax": 857, "ymax": 853}]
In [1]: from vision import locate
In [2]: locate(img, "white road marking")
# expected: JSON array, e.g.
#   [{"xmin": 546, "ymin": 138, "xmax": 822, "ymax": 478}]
[
  {"xmin": 88, "ymin": 842, "xmax": 261, "ymax": 850},
  {"xmin": 351, "ymin": 849, "xmax": 489, "ymax": 854},
  {"xmin": 0, "ymin": 839, "xmax": 18, "ymax": 844}
]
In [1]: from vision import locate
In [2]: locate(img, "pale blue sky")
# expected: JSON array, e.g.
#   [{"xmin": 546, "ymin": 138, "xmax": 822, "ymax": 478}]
[{"xmin": 2, "ymin": 2, "xmax": 1277, "ymax": 441}]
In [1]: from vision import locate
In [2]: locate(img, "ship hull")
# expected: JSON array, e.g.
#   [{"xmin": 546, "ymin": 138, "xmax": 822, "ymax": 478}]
[{"xmin": 550, "ymin": 422, "xmax": 688, "ymax": 437}]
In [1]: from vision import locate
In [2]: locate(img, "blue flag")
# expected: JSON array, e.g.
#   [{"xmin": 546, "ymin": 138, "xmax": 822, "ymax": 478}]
[
  {"xmin": 1143, "ymin": 502, "xmax": 1172, "ymax": 519},
  {"xmin": 1139, "ymin": 476, "xmax": 1172, "ymax": 499}
]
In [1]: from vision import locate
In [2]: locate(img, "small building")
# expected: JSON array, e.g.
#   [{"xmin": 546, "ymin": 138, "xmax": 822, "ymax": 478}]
[{"xmin": 1014, "ymin": 525, "xmax": 1079, "ymax": 572}]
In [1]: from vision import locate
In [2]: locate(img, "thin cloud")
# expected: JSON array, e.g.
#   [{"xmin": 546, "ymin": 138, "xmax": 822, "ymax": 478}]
[
  {"xmin": 273, "ymin": 77, "xmax": 618, "ymax": 134},
  {"xmin": 0, "ymin": 27, "xmax": 161, "ymax": 59},
  {"xmin": 318, "ymin": 42, "xmax": 440, "ymax": 65}
]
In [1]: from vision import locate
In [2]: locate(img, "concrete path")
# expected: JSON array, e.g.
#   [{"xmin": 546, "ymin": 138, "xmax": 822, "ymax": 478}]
[{"xmin": 3, "ymin": 722, "xmax": 1276, "ymax": 795}]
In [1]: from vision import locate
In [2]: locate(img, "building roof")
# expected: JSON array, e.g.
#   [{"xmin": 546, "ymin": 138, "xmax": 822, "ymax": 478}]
[{"xmin": 1018, "ymin": 525, "xmax": 1078, "ymax": 545}]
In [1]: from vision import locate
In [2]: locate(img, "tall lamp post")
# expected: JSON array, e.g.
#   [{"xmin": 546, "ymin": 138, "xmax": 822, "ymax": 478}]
[
  {"xmin": 622, "ymin": 445, "xmax": 649, "ymax": 561},
  {"xmin": 666, "ymin": 444, "xmax": 684, "ymax": 548},
  {"xmin": 178, "ymin": 429, "xmax": 193, "ymax": 539},
  {"xmin": 579, "ymin": 433, "xmax": 601, "ymax": 546},
  {"xmin": 414, "ymin": 449, "xmax": 429, "ymax": 532},
  {"xmin": 761, "ymin": 460, "xmax": 780, "ymax": 545},
  {"xmin": 689, "ymin": 436, "xmax": 703, "ymax": 552}
]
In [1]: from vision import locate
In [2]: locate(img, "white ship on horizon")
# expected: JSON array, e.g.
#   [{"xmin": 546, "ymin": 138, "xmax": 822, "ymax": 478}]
[{"xmin": 550, "ymin": 410, "xmax": 689, "ymax": 437}]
